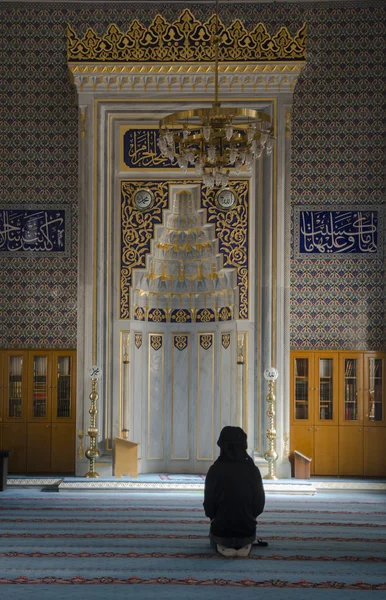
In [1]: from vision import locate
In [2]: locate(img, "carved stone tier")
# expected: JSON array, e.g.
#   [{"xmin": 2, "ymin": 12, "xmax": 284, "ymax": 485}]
[
  {"xmin": 133, "ymin": 189, "xmax": 238, "ymax": 316},
  {"xmin": 69, "ymin": 63, "xmax": 304, "ymax": 96}
]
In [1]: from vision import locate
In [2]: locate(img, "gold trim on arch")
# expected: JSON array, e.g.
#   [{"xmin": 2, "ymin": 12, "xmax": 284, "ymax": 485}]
[{"xmin": 197, "ymin": 332, "xmax": 215, "ymax": 461}]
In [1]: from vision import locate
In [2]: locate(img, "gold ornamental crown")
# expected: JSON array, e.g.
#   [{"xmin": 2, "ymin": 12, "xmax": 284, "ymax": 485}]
[{"xmin": 67, "ymin": 9, "xmax": 306, "ymax": 63}]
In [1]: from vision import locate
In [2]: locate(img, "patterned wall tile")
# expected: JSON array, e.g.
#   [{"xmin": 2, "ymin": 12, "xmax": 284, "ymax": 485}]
[{"xmin": 0, "ymin": 2, "xmax": 384, "ymax": 350}]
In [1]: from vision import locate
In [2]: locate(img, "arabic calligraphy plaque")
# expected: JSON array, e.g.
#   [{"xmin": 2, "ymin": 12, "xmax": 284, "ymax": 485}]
[
  {"xmin": 0, "ymin": 205, "xmax": 71, "ymax": 256},
  {"xmin": 294, "ymin": 206, "xmax": 383, "ymax": 259}
]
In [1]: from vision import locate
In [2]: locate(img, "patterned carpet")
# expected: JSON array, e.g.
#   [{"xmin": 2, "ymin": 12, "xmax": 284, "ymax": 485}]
[{"xmin": 0, "ymin": 487, "xmax": 385, "ymax": 599}]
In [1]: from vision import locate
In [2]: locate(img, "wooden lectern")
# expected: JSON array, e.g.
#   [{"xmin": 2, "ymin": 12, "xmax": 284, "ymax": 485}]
[
  {"xmin": 113, "ymin": 438, "xmax": 139, "ymax": 478},
  {"xmin": 293, "ymin": 450, "xmax": 312, "ymax": 479}
]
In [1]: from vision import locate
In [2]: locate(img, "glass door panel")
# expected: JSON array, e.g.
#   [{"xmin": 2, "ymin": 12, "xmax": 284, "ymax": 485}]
[
  {"xmin": 343, "ymin": 358, "xmax": 359, "ymax": 422},
  {"xmin": 6, "ymin": 355, "xmax": 24, "ymax": 419},
  {"xmin": 367, "ymin": 358, "xmax": 383, "ymax": 423},
  {"xmin": 55, "ymin": 356, "xmax": 72, "ymax": 419},
  {"xmin": 32, "ymin": 355, "xmax": 48, "ymax": 419},
  {"xmin": 294, "ymin": 358, "xmax": 310, "ymax": 420},
  {"xmin": 318, "ymin": 358, "xmax": 334, "ymax": 421}
]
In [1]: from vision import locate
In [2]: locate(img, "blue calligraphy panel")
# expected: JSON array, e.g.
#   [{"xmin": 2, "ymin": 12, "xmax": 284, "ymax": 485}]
[
  {"xmin": 0, "ymin": 205, "xmax": 71, "ymax": 256},
  {"xmin": 294, "ymin": 206, "xmax": 383, "ymax": 259},
  {"xmin": 123, "ymin": 129, "xmax": 174, "ymax": 169}
]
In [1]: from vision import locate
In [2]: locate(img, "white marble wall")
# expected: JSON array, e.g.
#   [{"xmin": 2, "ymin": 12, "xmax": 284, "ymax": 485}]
[{"xmin": 124, "ymin": 324, "xmax": 239, "ymax": 473}]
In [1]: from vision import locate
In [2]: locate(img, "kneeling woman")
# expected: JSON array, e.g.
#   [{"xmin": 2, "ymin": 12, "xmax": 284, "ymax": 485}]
[{"xmin": 203, "ymin": 426, "xmax": 266, "ymax": 557}]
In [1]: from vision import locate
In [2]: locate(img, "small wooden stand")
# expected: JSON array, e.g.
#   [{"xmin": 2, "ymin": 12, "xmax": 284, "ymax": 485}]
[
  {"xmin": 113, "ymin": 438, "xmax": 139, "ymax": 478},
  {"xmin": 294, "ymin": 450, "xmax": 312, "ymax": 479}
]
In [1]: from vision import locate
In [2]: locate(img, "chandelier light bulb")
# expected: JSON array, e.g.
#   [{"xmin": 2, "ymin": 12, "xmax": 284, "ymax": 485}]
[
  {"xmin": 187, "ymin": 148, "xmax": 195, "ymax": 163},
  {"xmin": 215, "ymin": 171, "xmax": 223, "ymax": 187},
  {"xmin": 195, "ymin": 163, "xmax": 204, "ymax": 176},
  {"xmin": 245, "ymin": 151, "xmax": 253, "ymax": 168},
  {"xmin": 208, "ymin": 146, "xmax": 216, "ymax": 163},
  {"xmin": 235, "ymin": 159, "xmax": 243, "ymax": 175},
  {"xmin": 225, "ymin": 123, "xmax": 233, "ymax": 141},
  {"xmin": 183, "ymin": 127, "xmax": 189, "ymax": 140},
  {"xmin": 220, "ymin": 173, "xmax": 229, "ymax": 188},
  {"xmin": 247, "ymin": 125, "xmax": 256, "ymax": 143},
  {"xmin": 158, "ymin": 137, "xmax": 167, "ymax": 154},
  {"xmin": 255, "ymin": 144, "xmax": 263, "ymax": 159},
  {"xmin": 266, "ymin": 138, "xmax": 274, "ymax": 154},
  {"xmin": 229, "ymin": 147, "xmax": 238, "ymax": 163},
  {"xmin": 165, "ymin": 130, "xmax": 174, "ymax": 145},
  {"xmin": 203, "ymin": 125, "xmax": 211, "ymax": 142}
]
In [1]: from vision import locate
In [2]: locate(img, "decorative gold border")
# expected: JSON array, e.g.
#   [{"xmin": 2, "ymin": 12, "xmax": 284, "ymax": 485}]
[
  {"xmin": 171, "ymin": 333, "xmax": 190, "ymax": 460},
  {"xmin": 67, "ymin": 13, "xmax": 306, "ymax": 63},
  {"xmin": 219, "ymin": 331, "xmax": 233, "ymax": 430},
  {"xmin": 70, "ymin": 62, "xmax": 305, "ymax": 76},
  {"xmin": 240, "ymin": 331, "xmax": 249, "ymax": 436},
  {"xmin": 256, "ymin": 156, "xmax": 263, "ymax": 454},
  {"xmin": 197, "ymin": 332, "xmax": 215, "ymax": 461},
  {"xmin": 148, "ymin": 332, "xmax": 165, "ymax": 460}
]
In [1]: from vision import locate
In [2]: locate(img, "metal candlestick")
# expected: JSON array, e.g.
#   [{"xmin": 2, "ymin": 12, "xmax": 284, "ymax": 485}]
[
  {"xmin": 84, "ymin": 366, "xmax": 101, "ymax": 478},
  {"xmin": 263, "ymin": 368, "xmax": 279, "ymax": 480}
]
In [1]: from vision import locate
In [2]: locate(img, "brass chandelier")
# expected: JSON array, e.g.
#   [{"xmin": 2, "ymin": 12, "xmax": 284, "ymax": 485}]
[{"xmin": 158, "ymin": 0, "xmax": 275, "ymax": 189}]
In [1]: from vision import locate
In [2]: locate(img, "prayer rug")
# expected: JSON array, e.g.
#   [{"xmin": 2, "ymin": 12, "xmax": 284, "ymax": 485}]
[{"xmin": 0, "ymin": 488, "xmax": 385, "ymax": 598}]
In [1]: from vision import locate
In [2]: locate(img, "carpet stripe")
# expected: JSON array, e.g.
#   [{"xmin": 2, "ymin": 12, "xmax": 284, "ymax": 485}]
[
  {"xmin": 1, "ymin": 533, "xmax": 384, "ymax": 542},
  {"xmin": 1, "ymin": 507, "xmax": 385, "ymax": 516},
  {"xmin": 0, "ymin": 551, "xmax": 384, "ymax": 562},
  {"xmin": 0, "ymin": 518, "xmax": 383, "ymax": 528},
  {"xmin": 0, "ymin": 576, "xmax": 384, "ymax": 589}
]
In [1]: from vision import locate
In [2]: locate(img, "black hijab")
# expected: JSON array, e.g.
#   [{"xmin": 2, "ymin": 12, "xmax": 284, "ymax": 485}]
[{"xmin": 217, "ymin": 426, "xmax": 253, "ymax": 465}]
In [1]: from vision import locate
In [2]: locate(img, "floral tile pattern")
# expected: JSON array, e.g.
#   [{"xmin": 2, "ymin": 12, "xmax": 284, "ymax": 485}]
[{"xmin": 0, "ymin": 1, "xmax": 384, "ymax": 350}]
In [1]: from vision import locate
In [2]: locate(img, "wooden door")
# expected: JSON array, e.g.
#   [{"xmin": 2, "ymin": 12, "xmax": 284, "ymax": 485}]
[
  {"xmin": 27, "ymin": 352, "xmax": 52, "ymax": 422},
  {"xmin": 3, "ymin": 423, "xmax": 27, "ymax": 473},
  {"xmin": 3, "ymin": 351, "xmax": 28, "ymax": 422},
  {"xmin": 339, "ymin": 353, "xmax": 363, "ymax": 426},
  {"xmin": 290, "ymin": 353, "xmax": 314, "ymax": 426},
  {"xmin": 290, "ymin": 425, "xmax": 314, "ymax": 475},
  {"xmin": 364, "ymin": 427, "xmax": 386, "ymax": 477},
  {"xmin": 51, "ymin": 352, "xmax": 76, "ymax": 423},
  {"xmin": 363, "ymin": 354, "xmax": 385, "ymax": 426},
  {"xmin": 27, "ymin": 423, "xmax": 51, "ymax": 472},
  {"xmin": 339, "ymin": 426, "xmax": 363, "ymax": 476},
  {"xmin": 314, "ymin": 426, "xmax": 338, "ymax": 475},
  {"xmin": 51, "ymin": 423, "xmax": 75, "ymax": 473}
]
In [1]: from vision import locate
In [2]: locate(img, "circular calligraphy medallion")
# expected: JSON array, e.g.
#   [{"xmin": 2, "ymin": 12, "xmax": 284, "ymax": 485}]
[
  {"xmin": 216, "ymin": 188, "xmax": 236, "ymax": 210},
  {"xmin": 133, "ymin": 188, "xmax": 154, "ymax": 210},
  {"xmin": 264, "ymin": 368, "xmax": 279, "ymax": 381},
  {"xmin": 89, "ymin": 366, "xmax": 102, "ymax": 379}
]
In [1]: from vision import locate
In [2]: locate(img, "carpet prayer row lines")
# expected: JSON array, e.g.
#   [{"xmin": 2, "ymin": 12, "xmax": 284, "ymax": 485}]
[
  {"xmin": 0, "ymin": 576, "xmax": 385, "ymax": 589},
  {"xmin": 1, "ymin": 518, "xmax": 384, "ymax": 527},
  {"xmin": 1, "ymin": 551, "xmax": 384, "ymax": 562},
  {"xmin": 1, "ymin": 534, "xmax": 384, "ymax": 542},
  {"xmin": 1, "ymin": 507, "xmax": 385, "ymax": 515}
]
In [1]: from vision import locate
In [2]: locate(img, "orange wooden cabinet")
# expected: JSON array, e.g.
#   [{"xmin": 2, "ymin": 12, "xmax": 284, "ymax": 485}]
[
  {"xmin": 0, "ymin": 351, "xmax": 28, "ymax": 473},
  {"xmin": 291, "ymin": 351, "xmax": 386, "ymax": 477},
  {"xmin": 0, "ymin": 349, "xmax": 76, "ymax": 474},
  {"xmin": 339, "ymin": 352, "xmax": 386, "ymax": 476},
  {"xmin": 28, "ymin": 351, "xmax": 76, "ymax": 424},
  {"xmin": 26, "ymin": 350, "xmax": 76, "ymax": 474},
  {"xmin": 2, "ymin": 423, "xmax": 27, "ymax": 473},
  {"xmin": 290, "ymin": 352, "xmax": 339, "ymax": 475},
  {"xmin": 27, "ymin": 422, "xmax": 75, "ymax": 474}
]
